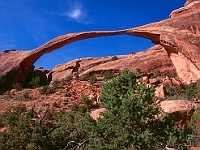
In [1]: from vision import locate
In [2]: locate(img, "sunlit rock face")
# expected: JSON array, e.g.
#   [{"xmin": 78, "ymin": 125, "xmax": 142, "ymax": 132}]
[
  {"xmin": 52, "ymin": 45, "xmax": 176, "ymax": 81},
  {"xmin": 170, "ymin": 0, "xmax": 200, "ymax": 18},
  {"xmin": 0, "ymin": 0, "xmax": 200, "ymax": 93}
]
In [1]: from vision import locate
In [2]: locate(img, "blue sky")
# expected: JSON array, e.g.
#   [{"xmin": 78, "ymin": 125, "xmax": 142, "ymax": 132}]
[{"xmin": 0, "ymin": 0, "xmax": 186, "ymax": 69}]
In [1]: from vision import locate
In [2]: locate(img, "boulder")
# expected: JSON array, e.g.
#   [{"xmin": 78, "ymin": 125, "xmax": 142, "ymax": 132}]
[
  {"xmin": 155, "ymin": 85, "xmax": 165, "ymax": 99},
  {"xmin": 90, "ymin": 108, "xmax": 106, "ymax": 120},
  {"xmin": 160, "ymin": 100, "xmax": 195, "ymax": 128}
]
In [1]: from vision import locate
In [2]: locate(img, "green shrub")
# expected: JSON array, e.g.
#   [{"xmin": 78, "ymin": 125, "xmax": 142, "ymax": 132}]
[
  {"xmin": 185, "ymin": 81, "xmax": 197, "ymax": 100},
  {"xmin": 60, "ymin": 78, "xmax": 66, "ymax": 85},
  {"xmin": 195, "ymin": 80, "xmax": 200, "ymax": 99},
  {"xmin": 65, "ymin": 76, "xmax": 73, "ymax": 82},
  {"xmin": 39, "ymin": 85, "xmax": 48, "ymax": 94},
  {"xmin": 0, "ymin": 105, "xmax": 86, "ymax": 150},
  {"xmin": 184, "ymin": 79, "xmax": 200, "ymax": 100},
  {"xmin": 84, "ymin": 68, "xmax": 190, "ymax": 149},
  {"xmin": 29, "ymin": 76, "xmax": 41, "ymax": 88},
  {"xmin": 71, "ymin": 103, "xmax": 79, "ymax": 112},
  {"xmin": 89, "ymin": 75, "xmax": 97, "ymax": 84},
  {"xmin": 50, "ymin": 79, "xmax": 60, "ymax": 93},
  {"xmin": 190, "ymin": 107, "xmax": 200, "ymax": 125},
  {"xmin": 71, "ymin": 95, "xmax": 97, "ymax": 113},
  {"xmin": 79, "ymin": 95, "xmax": 94, "ymax": 109},
  {"xmin": 183, "ymin": 107, "xmax": 200, "ymax": 147},
  {"xmin": 111, "ymin": 56, "xmax": 118, "ymax": 61},
  {"xmin": 23, "ymin": 91, "xmax": 31, "ymax": 99},
  {"xmin": 101, "ymin": 70, "xmax": 114, "ymax": 80},
  {"xmin": 79, "ymin": 74, "xmax": 90, "ymax": 81},
  {"xmin": 130, "ymin": 51, "xmax": 135, "ymax": 55},
  {"xmin": 52, "ymin": 79, "xmax": 60, "ymax": 87},
  {"xmin": 165, "ymin": 85, "xmax": 186, "ymax": 100},
  {"xmin": 164, "ymin": 79, "xmax": 200, "ymax": 101},
  {"xmin": 13, "ymin": 83, "xmax": 23, "ymax": 91}
]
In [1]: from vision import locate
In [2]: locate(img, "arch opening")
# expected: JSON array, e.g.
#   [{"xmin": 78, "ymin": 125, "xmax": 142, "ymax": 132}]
[{"xmin": 34, "ymin": 35, "xmax": 155, "ymax": 69}]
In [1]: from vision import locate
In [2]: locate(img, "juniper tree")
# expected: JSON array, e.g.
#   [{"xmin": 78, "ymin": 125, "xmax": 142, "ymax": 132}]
[{"xmin": 84, "ymin": 68, "xmax": 189, "ymax": 150}]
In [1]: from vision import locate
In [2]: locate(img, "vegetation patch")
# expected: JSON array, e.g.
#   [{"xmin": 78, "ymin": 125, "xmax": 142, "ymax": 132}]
[
  {"xmin": 0, "ymin": 68, "xmax": 199, "ymax": 149},
  {"xmin": 84, "ymin": 68, "xmax": 198, "ymax": 149},
  {"xmin": 111, "ymin": 56, "xmax": 118, "ymax": 61},
  {"xmin": 165, "ymin": 79, "xmax": 200, "ymax": 101}
]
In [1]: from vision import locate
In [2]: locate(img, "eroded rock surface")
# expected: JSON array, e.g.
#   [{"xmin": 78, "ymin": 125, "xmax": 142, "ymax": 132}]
[
  {"xmin": 0, "ymin": 0, "xmax": 200, "ymax": 93},
  {"xmin": 52, "ymin": 45, "xmax": 176, "ymax": 80},
  {"xmin": 160, "ymin": 100, "xmax": 195, "ymax": 127}
]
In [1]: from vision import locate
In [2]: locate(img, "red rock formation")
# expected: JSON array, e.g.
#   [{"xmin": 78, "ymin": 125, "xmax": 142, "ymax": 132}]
[
  {"xmin": 52, "ymin": 45, "xmax": 176, "ymax": 80},
  {"xmin": 170, "ymin": 0, "xmax": 200, "ymax": 18},
  {"xmin": 185, "ymin": 0, "xmax": 200, "ymax": 6},
  {"xmin": 0, "ymin": 0, "xmax": 200, "ymax": 93},
  {"xmin": 160, "ymin": 100, "xmax": 195, "ymax": 128}
]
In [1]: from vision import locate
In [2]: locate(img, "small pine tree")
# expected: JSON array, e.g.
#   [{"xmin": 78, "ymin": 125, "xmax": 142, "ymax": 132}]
[{"xmin": 84, "ymin": 68, "xmax": 189, "ymax": 149}]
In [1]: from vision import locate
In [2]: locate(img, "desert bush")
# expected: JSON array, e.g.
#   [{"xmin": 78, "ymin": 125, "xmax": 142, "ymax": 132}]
[
  {"xmin": 151, "ymin": 69, "xmax": 162, "ymax": 78},
  {"xmin": 52, "ymin": 79, "xmax": 60, "ymax": 87},
  {"xmin": 39, "ymin": 85, "xmax": 48, "ymax": 94},
  {"xmin": 0, "ymin": 105, "xmax": 86, "ymax": 150},
  {"xmin": 164, "ymin": 79, "xmax": 200, "ymax": 101},
  {"xmin": 84, "ymin": 68, "xmax": 191, "ymax": 149},
  {"xmin": 101, "ymin": 70, "xmax": 114, "ymax": 80},
  {"xmin": 89, "ymin": 75, "xmax": 97, "ymax": 84},
  {"xmin": 60, "ymin": 78, "xmax": 66, "ymax": 85},
  {"xmin": 165, "ymin": 85, "xmax": 186, "ymax": 100},
  {"xmin": 29, "ymin": 76, "xmax": 41, "ymax": 88},
  {"xmin": 130, "ymin": 51, "xmax": 135, "ymax": 55},
  {"xmin": 79, "ymin": 74, "xmax": 90, "ymax": 81},
  {"xmin": 14, "ymin": 92, "xmax": 34, "ymax": 100},
  {"xmin": 79, "ymin": 95, "xmax": 94, "ymax": 109},
  {"xmin": 79, "ymin": 73, "xmax": 97, "ymax": 84},
  {"xmin": 190, "ymin": 107, "xmax": 200, "ymax": 124},
  {"xmin": 184, "ymin": 80, "xmax": 200, "ymax": 100},
  {"xmin": 1, "ymin": 68, "xmax": 198, "ymax": 149},
  {"xmin": 71, "ymin": 95, "xmax": 97, "ymax": 113},
  {"xmin": 23, "ymin": 91, "xmax": 31, "ymax": 99},
  {"xmin": 71, "ymin": 103, "xmax": 80, "ymax": 112},
  {"xmin": 49, "ymin": 79, "xmax": 60, "ymax": 93},
  {"xmin": 13, "ymin": 83, "xmax": 23, "ymax": 91},
  {"xmin": 183, "ymin": 107, "xmax": 200, "ymax": 147},
  {"xmin": 65, "ymin": 75, "xmax": 73, "ymax": 82},
  {"xmin": 111, "ymin": 56, "xmax": 118, "ymax": 61},
  {"xmin": 195, "ymin": 80, "xmax": 200, "ymax": 99}
]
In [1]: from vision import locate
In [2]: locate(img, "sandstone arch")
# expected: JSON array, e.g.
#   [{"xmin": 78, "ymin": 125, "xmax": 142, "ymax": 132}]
[{"xmin": 0, "ymin": 0, "xmax": 200, "ymax": 93}]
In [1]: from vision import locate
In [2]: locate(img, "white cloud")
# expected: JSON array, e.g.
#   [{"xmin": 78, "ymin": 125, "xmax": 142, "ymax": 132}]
[
  {"xmin": 62, "ymin": 2, "xmax": 93, "ymax": 24},
  {"xmin": 68, "ymin": 6, "xmax": 82, "ymax": 19}
]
